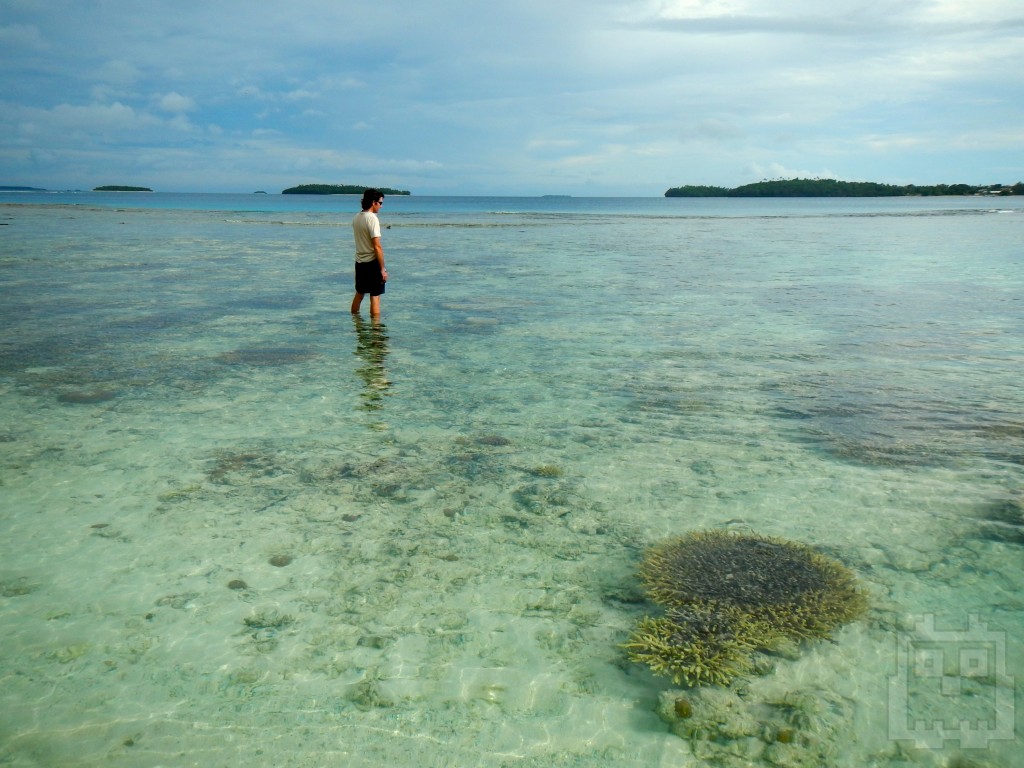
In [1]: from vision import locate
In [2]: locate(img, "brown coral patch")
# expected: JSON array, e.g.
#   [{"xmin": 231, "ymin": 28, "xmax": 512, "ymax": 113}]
[{"xmin": 639, "ymin": 529, "xmax": 866, "ymax": 640}]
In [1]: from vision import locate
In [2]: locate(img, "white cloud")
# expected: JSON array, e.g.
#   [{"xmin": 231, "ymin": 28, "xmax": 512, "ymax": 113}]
[
  {"xmin": 745, "ymin": 161, "xmax": 839, "ymax": 181},
  {"xmin": 237, "ymin": 84, "xmax": 267, "ymax": 100},
  {"xmin": 49, "ymin": 101, "xmax": 153, "ymax": 132},
  {"xmin": 284, "ymin": 89, "xmax": 319, "ymax": 101},
  {"xmin": 917, "ymin": 0, "xmax": 1024, "ymax": 24},
  {"xmin": 649, "ymin": 0, "xmax": 754, "ymax": 19},
  {"xmin": 526, "ymin": 138, "xmax": 580, "ymax": 152},
  {"xmin": 318, "ymin": 75, "xmax": 365, "ymax": 90},
  {"xmin": 158, "ymin": 92, "xmax": 197, "ymax": 114},
  {"xmin": 95, "ymin": 60, "xmax": 142, "ymax": 87},
  {"xmin": 0, "ymin": 23, "xmax": 47, "ymax": 50},
  {"xmin": 692, "ymin": 119, "xmax": 744, "ymax": 141},
  {"xmin": 166, "ymin": 114, "xmax": 195, "ymax": 132},
  {"xmin": 632, "ymin": 0, "xmax": 1024, "ymax": 39}
]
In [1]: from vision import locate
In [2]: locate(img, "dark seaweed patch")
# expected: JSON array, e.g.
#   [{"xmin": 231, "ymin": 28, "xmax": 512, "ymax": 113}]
[
  {"xmin": 215, "ymin": 346, "xmax": 318, "ymax": 366},
  {"xmin": 229, "ymin": 294, "xmax": 310, "ymax": 311},
  {"xmin": 57, "ymin": 389, "xmax": 118, "ymax": 404}
]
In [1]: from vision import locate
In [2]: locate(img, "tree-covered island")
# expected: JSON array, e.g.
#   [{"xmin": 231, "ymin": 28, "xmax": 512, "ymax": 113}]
[
  {"xmin": 665, "ymin": 179, "xmax": 1023, "ymax": 197},
  {"xmin": 94, "ymin": 185, "xmax": 153, "ymax": 192},
  {"xmin": 282, "ymin": 184, "xmax": 411, "ymax": 195}
]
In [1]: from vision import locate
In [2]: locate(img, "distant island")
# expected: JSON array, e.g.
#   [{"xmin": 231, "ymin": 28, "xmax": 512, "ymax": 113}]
[
  {"xmin": 282, "ymin": 184, "xmax": 411, "ymax": 196},
  {"xmin": 94, "ymin": 185, "xmax": 152, "ymax": 192},
  {"xmin": 0, "ymin": 186, "xmax": 47, "ymax": 191},
  {"xmin": 666, "ymin": 179, "xmax": 1024, "ymax": 197}
]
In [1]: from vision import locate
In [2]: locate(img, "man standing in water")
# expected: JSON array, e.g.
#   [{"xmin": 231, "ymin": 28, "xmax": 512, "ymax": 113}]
[{"xmin": 351, "ymin": 188, "xmax": 388, "ymax": 317}]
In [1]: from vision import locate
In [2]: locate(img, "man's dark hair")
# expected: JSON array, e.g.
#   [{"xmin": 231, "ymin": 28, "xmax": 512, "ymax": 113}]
[{"xmin": 361, "ymin": 188, "xmax": 383, "ymax": 211}]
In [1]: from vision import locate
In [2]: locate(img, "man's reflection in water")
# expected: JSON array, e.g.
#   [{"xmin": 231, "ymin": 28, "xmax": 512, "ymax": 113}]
[{"xmin": 353, "ymin": 316, "xmax": 391, "ymax": 410}]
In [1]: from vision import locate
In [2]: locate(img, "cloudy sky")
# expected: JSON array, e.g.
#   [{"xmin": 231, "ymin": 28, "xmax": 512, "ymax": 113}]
[{"xmin": 1, "ymin": 0, "xmax": 1021, "ymax": 195}]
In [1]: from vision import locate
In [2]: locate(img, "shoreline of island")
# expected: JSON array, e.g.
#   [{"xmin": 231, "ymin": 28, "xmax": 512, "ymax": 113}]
[{"xmin": 666, "ymin": 178, "xmax": 1023, "ymax": 198}]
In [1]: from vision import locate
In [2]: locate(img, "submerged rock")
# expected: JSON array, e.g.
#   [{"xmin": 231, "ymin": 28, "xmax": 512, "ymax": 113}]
[
  {"xmin": 656, "ymin": 685, "xmax": 855, "ymax": 766},
  {"xmin": 975, "ymin": 495, "xmax": 1024, "ymax": 544}
]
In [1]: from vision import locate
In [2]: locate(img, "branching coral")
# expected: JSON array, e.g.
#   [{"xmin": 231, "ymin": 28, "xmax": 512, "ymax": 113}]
[
  {"xmin": 623, "ymin": 605, "xmax": 774, "ymax": 686},
  {"xmin": 626, "ymin": 529, "xmax": 867, "ymax": 686}
]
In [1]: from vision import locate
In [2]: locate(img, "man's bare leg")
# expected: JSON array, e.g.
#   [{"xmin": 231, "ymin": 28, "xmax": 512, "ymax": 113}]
[
  {"xmin": 351, "ymin": 292, "xmax": 364, "ymax": 314},
  {"xmin": 369, "ymin": 295, "xmax": 381, "ymax": 317}
]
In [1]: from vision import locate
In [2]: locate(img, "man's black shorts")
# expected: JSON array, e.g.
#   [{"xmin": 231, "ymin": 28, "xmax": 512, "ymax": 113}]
[{"xmin": 354, "ymin": 260, "xmax": 386, "ymax": 296}]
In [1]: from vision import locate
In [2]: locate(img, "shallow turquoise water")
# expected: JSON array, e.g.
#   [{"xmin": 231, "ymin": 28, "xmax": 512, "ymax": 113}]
[{"xmin": 1, "ymin": 196, "xmax": 1022, "ymax": 767}]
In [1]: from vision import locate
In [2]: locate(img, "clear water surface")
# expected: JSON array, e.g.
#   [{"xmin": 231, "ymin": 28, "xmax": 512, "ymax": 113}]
[{"xmin": 1, "ymin": 192, "xmax": 1022, "ymax": 767}]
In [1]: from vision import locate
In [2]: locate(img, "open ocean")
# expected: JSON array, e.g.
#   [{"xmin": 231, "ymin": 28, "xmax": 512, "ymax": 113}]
[{"xmin": 1, "ymin": 191, "xmax": 1022, "ymax": 767}]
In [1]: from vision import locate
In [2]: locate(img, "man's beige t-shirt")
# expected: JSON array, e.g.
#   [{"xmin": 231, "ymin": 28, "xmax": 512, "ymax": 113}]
[{"xmin": 352, "ymin": 210, "xmax": 382, "ymax": 263}]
